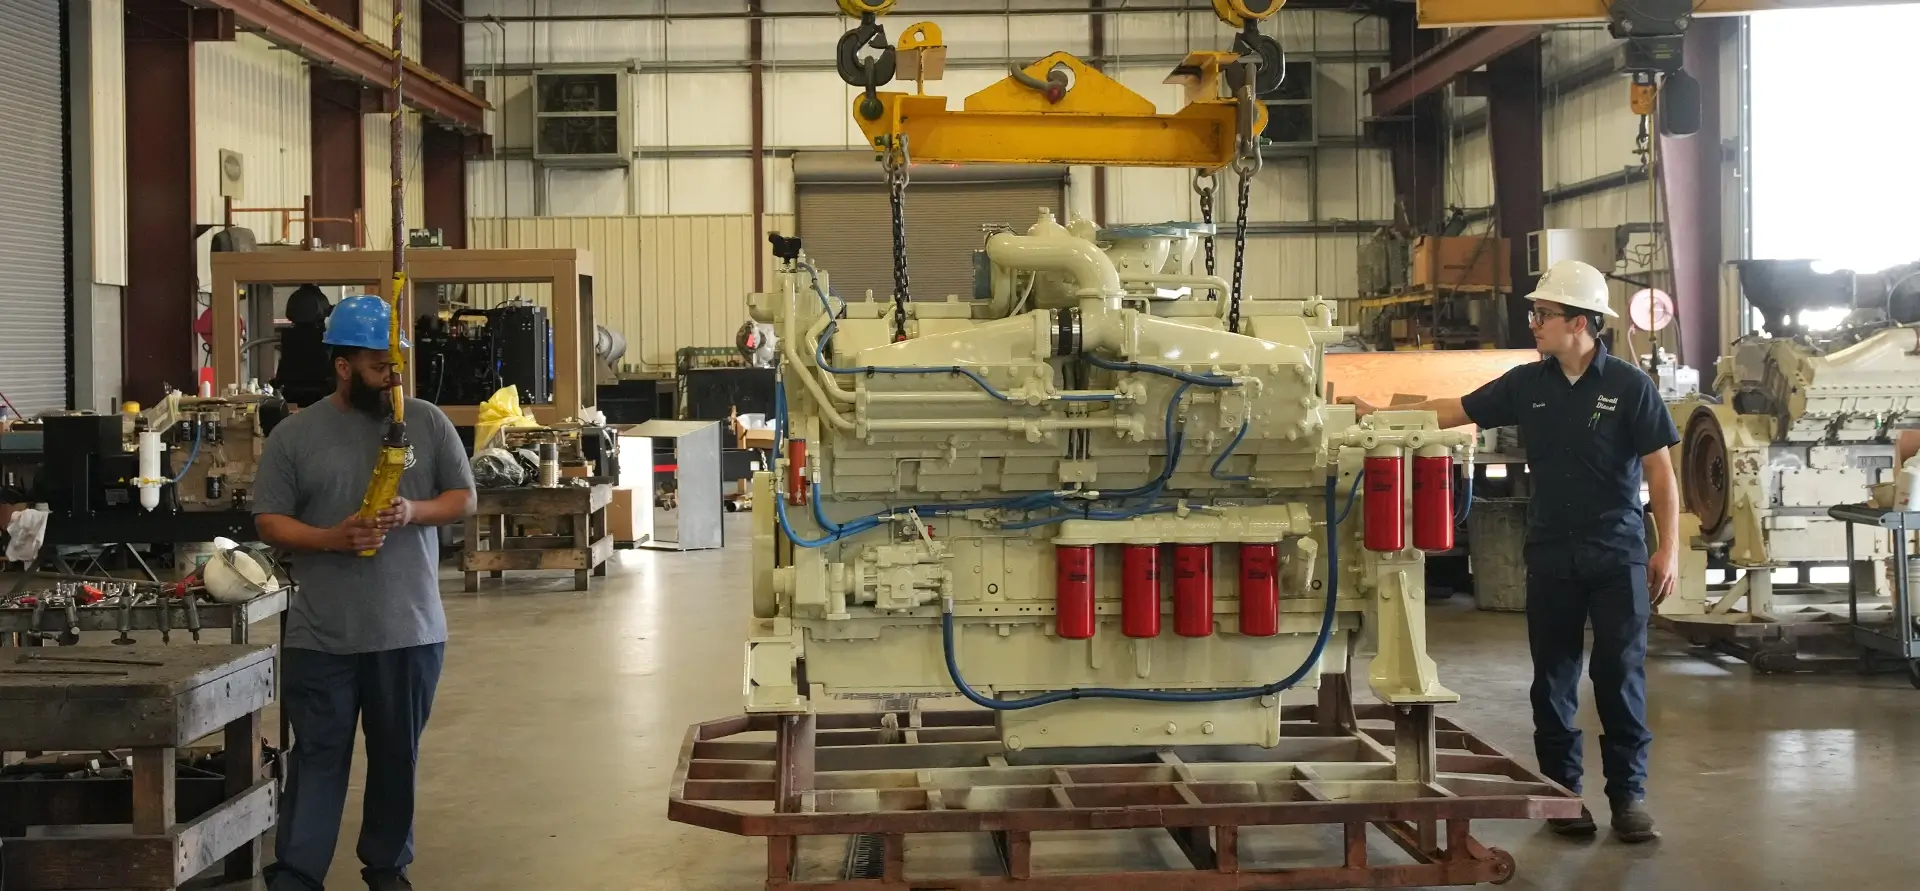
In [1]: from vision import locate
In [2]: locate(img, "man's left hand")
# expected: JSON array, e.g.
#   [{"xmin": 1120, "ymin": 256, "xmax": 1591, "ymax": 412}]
[
  {"xmin": 375, "ymin": 497, "xmax": 417, "ymax": 530},
  {"xmin": 1648, "ymin": 546, "xmax": 1679, "ymax": 607}
]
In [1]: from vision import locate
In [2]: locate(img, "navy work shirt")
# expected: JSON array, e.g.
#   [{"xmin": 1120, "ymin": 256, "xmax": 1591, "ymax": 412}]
[{"xmin": 1460, "ymin": 340, "xmax": 1678, "ymax": 573}]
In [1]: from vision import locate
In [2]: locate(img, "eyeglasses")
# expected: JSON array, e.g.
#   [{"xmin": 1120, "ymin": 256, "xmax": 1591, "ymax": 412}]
[{"xmin": 1527, "ymin": 308, "xmax": 1568, "ymax": 326}]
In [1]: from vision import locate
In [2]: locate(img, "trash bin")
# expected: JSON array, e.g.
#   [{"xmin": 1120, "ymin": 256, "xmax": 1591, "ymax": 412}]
[{"xmin": 1468, "ymin": 497, "xmax": 1528, "ymax": 611}]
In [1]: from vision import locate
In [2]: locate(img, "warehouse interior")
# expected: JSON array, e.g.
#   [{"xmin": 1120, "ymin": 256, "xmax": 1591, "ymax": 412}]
[{"xmin": 3, "ymin": 1, "xmax": 1920, "ymax": 890}]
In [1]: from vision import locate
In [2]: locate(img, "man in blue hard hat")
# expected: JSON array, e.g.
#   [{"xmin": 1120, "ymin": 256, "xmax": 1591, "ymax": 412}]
[
  {"xmin": 252, "ymin": 294, "xmax": 476, "ymax": 891},
  {"xmin": 1344, "ymin": 260, "xmax": 1680, "ymax": 845}
]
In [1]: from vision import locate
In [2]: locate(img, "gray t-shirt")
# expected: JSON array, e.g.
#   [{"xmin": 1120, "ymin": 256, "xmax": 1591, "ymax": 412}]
[{"xmin": 253, "ymin": 397, "xmax": 474, "ymax": 654}]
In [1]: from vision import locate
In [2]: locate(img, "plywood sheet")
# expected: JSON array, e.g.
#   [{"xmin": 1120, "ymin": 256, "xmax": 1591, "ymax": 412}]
[{"xmin": 1323, "ymin": 349, "xmax": 1537, "ymax": 408}]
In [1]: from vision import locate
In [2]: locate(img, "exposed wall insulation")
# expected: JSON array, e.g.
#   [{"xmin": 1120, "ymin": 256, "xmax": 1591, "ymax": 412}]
[
  {"xmin": 362, "ymin": 0, "xmax": 424, "ymax": 59},
  {"xmin": 467, "ymin": 214, "xmax": 795, "ymax": 372},
  {"xmin": 194, "ymin": 33, "xmax": 313, "ymax": 286}
]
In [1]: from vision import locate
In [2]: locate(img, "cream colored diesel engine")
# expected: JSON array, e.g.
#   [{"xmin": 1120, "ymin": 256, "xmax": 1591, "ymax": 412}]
[{"xmin": 741, "ymin": 213, "xmax": 1471, "ymax": 749}]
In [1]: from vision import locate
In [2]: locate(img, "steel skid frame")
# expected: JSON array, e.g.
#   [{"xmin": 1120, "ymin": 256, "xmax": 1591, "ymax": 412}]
[{"xmin": 669, "ymin": 674, "xmax": 1580, "ymax": 891}]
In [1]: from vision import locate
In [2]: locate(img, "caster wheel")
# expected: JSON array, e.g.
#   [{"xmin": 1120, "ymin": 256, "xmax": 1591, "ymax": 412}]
[{"xmin": 1488, "ymin": 847, "xmax": 1517, "ymax": 885}]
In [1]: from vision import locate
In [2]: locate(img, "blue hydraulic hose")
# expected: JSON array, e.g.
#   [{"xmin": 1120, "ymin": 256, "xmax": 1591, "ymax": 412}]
[
  {"xmin": 939, "ymin": 473, "xmax": 1354, "ymax": 709},
  {"xmin": 1210, "ymin": 418, "xmax": 1252, "ymax": 482},
  {"xmin": 167, "ymin": 428, "xmax": 202, "ymax": 484}
]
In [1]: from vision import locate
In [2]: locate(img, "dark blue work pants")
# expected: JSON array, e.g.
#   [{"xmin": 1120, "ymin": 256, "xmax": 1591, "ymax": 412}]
[
  {"xmin": 265, "ymin": 644, "xmax": 444, "ymax": 891},
  {"xmin": 1525, "ymin": 564, "xmax": 1651, "ymax": 804}
]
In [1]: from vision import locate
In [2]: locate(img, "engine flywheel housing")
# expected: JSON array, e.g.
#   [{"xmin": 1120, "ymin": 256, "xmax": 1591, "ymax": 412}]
[{"xmin": 1682, "ymin": 405, "xmax": 1731, "ymax": 537}]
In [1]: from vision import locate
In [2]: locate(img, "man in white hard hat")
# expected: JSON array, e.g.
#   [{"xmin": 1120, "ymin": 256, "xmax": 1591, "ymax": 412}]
[{"xmin": 1345, "ymin": 259, "xmax": 1680, "ymax": 843}]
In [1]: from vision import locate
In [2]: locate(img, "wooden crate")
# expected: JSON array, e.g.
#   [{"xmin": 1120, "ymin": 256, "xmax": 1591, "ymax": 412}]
[{"xmin": 463, "ymin": 484, "xmax": 614, "ymax": 592}]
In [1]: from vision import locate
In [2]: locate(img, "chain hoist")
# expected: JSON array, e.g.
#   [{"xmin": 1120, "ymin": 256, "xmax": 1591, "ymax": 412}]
[
  {"xmin": 1193, "ymin": 170, "xmax": 1218, "ymax": 287},
  {"xmin": 882, "ymin": 137, "xmax": 913, "ymax": 342}
]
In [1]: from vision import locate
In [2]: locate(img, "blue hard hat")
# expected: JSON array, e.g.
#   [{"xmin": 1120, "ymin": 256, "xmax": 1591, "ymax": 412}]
[{"xmin": 322, "ymin": 294, "xmax": 410, "ymax": 350}]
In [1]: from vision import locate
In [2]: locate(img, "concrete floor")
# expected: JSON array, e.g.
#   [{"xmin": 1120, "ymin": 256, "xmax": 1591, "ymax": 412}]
[{"xmin": 208, "ymin": 514, "xmax": 1920, "ymax": 890}]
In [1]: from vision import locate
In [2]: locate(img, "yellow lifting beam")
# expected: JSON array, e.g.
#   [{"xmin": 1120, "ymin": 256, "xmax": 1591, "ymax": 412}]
[
  {"xmin": 1416, "ymin": 0, "xmax": 1917, "ymax": 28},
  {"xmin": 851, "ymin": 51, "xmax": 1266, "ymax": 169}
]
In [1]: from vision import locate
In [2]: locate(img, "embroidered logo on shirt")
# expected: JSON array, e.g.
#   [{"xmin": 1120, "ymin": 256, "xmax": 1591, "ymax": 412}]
[
  {"xmin": 1590, "ymin": 394, "xmax": 1620, "ymax": 428},
  {"xmin": 1532, "ymin": 402, "xmax": 1547, "ymax": 409}
]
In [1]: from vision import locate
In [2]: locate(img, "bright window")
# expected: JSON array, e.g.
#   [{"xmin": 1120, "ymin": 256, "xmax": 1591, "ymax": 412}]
[{"xmin": 1749, "ymin": 8, "xmax": 1920, "ymax": 273}]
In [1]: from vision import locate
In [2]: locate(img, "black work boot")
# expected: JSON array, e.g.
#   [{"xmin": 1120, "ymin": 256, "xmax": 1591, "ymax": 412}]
[
  {"xmin": 365, "ymin": 870, "xmax": 414, "ymax": 891},
  {"xmin": 1611, "ymin": 800, "xmax": 1660, "ymax": 843},
  {"xmin": 1548, "ymin": 804, "xmax": 1597, "ymax": 836}
]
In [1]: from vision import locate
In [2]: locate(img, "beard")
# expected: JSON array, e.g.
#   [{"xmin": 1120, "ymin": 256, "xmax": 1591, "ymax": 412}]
[{"xmin": 347, "ymin": 375, "xmax": 392, "ymax": 418}]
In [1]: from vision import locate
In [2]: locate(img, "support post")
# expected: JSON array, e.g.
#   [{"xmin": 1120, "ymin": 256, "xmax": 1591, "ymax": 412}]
[
  {"xmin": 1487, "ymin": 38, "xmax": 1545, "ymax": 346},
  {"xmin": 123, "ymin": 0, "xmax": 198, "ymax": 404}
]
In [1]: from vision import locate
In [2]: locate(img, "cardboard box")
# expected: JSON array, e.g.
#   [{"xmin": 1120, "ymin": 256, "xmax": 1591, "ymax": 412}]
[
  {"xmin": 741, "ymin": 428, "xmax": 776, "ymax": 450},
  {"xmin": 1411, "ymin": 235, "xmax": 1510, "ymax": 290},
  {"xmin": 561, "ymin": 462, "xmax": 591, "ymax": 479},
  {"xmin": 608, "ymin": 487, "xmax": 640, "ymax": 543}
]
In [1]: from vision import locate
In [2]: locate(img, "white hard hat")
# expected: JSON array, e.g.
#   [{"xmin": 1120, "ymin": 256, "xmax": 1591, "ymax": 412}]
[{"xmin": 1524, "ymin": 260, "xmax": 1616, "ymax": 317}]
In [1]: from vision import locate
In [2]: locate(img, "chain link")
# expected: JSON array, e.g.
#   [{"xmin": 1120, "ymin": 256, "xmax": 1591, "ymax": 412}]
[
  {"xmin": 1194, "ymin": 171, "xmax": 1217, "ymax": 285},
  {"xmin": 883, "ymin": 137, "xmax": 913, "ymax": 342},
  {"xmin": 1228, "ymin": 166, "xmax": 1253, "ymax": 335}
]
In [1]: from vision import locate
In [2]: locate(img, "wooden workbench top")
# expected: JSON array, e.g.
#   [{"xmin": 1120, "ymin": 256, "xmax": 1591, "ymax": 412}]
[{"xmin": 0, "ymin": 644, "xmax": 276, "ymax": 751}]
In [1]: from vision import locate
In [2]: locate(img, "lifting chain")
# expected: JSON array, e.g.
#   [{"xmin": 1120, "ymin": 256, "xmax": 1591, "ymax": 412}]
[
  {"xmin": 1227, "ymin": 157, "xmax": 1255, "ymax": 334},
  {"xmin": 1193, "ymin": 170, "xmax": 1218, "ymax": 285},
  {"xmin": 883, "ymin": 137, "xmax": 913, "ymax": 342}
]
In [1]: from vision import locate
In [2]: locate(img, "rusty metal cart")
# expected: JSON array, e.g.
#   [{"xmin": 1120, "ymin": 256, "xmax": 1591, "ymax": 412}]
[{"xmin": 669, "ymin": 675, "xmax": 1580, "ymax": 891}]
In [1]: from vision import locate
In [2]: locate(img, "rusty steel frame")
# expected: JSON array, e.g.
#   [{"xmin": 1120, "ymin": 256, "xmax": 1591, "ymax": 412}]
[{"xmin": 669, "ymin": 676, "xmax": 1579, "ymax": 891}]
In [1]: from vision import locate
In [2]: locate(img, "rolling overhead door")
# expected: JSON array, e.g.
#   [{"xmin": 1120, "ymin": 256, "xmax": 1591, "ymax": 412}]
[
  {"xmin": 0, "ymin": 2, "xmax": 69, "ymax": 416},
  {"xmin": 794, "ymin": 152, "xmax": 1066, "ymax": 304}
]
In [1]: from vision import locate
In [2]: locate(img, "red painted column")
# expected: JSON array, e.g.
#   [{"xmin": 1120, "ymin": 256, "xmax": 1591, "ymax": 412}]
[
  {"xmin": 309, "ymin": 0, "xmax": 364, "ymax": 249},
  {"xmin": 421, "ymin": 0, "xmax": 468, "ymax": 248},
  {"xmin": 1487, "ymin": 39, "xmax": 1545, "ymax": 348},
  {"xmin": 123, "ymin": 0, "xmax": 197, "ymax": 403}
]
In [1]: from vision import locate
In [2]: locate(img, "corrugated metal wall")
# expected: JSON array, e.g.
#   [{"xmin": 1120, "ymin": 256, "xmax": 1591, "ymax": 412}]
[
  {"xmin": 463, "ymin": 2, "xmax": 1395, "ymax": 303},
  {"xmin": 0, "ymin": 0, "xmax": 68, "ymax": 415},
  {"xmin": 467, "ymin": 214, "xmax": 794, "ymax": 371},
  {"xmin": 194, "ymin": 33, "xmax": 313, "ymax": 286},
  {"xmin": 364, "ymin": 111, "xmax": 427, "ymax": 250},
  {"xmin": 363, "ymin": 0, "xmax": 424, "ymax": 59}
]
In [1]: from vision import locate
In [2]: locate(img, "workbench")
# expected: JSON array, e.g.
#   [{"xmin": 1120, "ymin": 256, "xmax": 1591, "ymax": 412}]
[
  {"xmin": 0, "ymin": 644, "xmax": 277, "ymax": 890},
  {"xmin": 464, "ymin": 484, "xmax": 613, "ymax": 592},
  {"xmin": 1832, "ymin": 503, "xmax": 1920, "ymax": 687},
  {"xmin": 0, "ymin": 586, "xmax": 288, "ymax": 647}
]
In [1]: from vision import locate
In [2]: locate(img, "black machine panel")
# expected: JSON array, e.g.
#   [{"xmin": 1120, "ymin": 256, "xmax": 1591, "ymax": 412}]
[{"xmin": 416, "ymin": 303, "xmax": 553, "ymax": 407}]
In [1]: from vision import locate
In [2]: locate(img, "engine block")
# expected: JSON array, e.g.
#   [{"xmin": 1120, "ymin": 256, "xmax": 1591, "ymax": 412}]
[{"xmin": 744, "ymin": 213, "xmax": 1465, "ymax": 748}]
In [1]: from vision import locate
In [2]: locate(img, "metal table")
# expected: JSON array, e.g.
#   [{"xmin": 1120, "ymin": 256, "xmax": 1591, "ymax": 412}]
[
  {"xmin": 0, "ymin": 644, "xmax": 277, "ymax": 889},
  {"xmin": 1830, "ymin": 503, "xmax": 1920, "ymax": 687}
]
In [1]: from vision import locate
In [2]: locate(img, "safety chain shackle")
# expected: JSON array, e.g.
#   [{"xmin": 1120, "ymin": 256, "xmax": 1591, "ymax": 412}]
[{"xmin": 883, "ymin": 136, "xmax": 913, "ymax": 342}]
